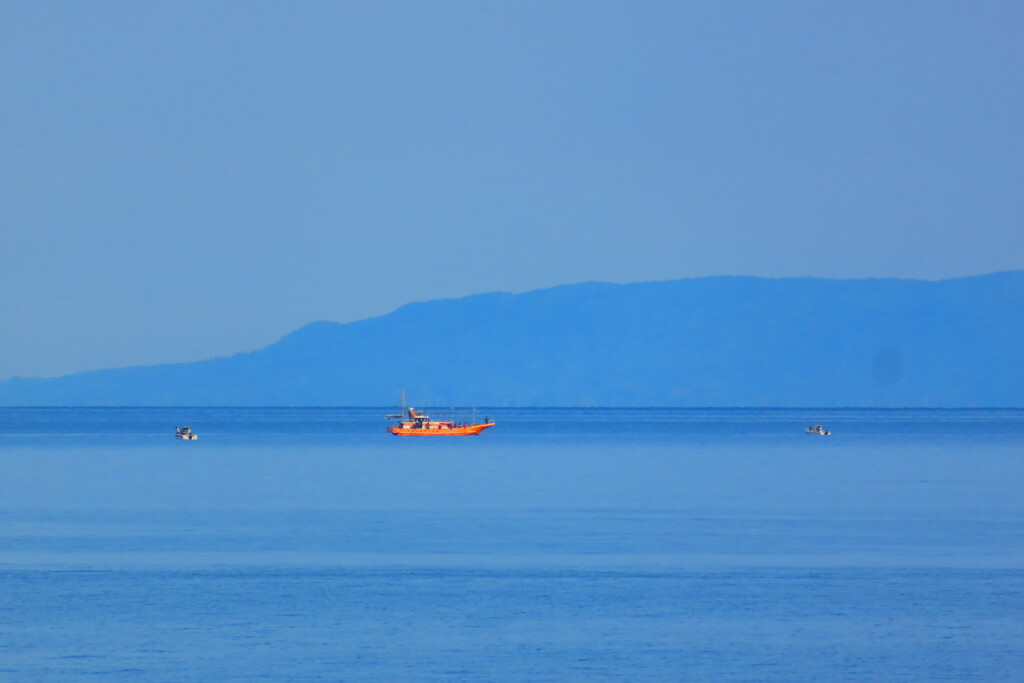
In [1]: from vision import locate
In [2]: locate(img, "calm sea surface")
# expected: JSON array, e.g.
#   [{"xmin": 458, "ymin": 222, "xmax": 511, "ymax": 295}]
[{"xmin": 1, "ymin": 407, "xmax": 1022, "ymax": 681}]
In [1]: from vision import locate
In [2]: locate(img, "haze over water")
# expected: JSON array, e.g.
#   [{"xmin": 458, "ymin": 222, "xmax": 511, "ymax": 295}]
[{"xmin": 1, "ymin": 407, "xmax": 1022, "ymax": 681}]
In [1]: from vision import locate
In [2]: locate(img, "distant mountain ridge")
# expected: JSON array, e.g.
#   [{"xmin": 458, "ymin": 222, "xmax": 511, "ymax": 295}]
[{"xmin": 1, "ymin": 272, "xmax": 1022, "ymax": 407}]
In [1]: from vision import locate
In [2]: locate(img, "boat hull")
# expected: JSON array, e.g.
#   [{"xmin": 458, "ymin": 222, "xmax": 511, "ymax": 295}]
[{"xmin": 388, "ymin": 423, "xmax": 495, "ymax": 436}]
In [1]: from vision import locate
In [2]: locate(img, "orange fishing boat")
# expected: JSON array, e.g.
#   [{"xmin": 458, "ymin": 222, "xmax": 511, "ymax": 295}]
[{"xmin": 386, "ymin": 393, "xmax": 495, "ymax": 436}]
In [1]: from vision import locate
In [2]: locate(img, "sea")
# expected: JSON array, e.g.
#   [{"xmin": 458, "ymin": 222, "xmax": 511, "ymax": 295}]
[{"xmin": 1, "ymin": 407, "xmax": 1022, "ymax": 681}]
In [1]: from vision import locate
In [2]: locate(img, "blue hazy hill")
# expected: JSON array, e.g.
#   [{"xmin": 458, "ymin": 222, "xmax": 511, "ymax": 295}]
[{"xmin": 1, "ymin": 272, "xmax": 1021, "ymax": 406}]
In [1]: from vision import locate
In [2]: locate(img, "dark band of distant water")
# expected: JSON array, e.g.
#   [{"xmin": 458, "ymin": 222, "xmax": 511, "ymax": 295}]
[{"xmin": 1, "ymin": 408, "xmax": 1022, "ymax": 681}]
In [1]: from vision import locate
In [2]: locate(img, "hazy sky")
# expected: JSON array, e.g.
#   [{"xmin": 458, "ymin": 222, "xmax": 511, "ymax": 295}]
[{"xmin": 2, "ymin": 1, "xmax": 1022, "ymax": 379}]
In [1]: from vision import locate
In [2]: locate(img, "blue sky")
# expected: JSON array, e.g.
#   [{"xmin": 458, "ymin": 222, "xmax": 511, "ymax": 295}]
[{"xmin": 1, "ymin": 1, "xmax": 1022, "ymax": 379}]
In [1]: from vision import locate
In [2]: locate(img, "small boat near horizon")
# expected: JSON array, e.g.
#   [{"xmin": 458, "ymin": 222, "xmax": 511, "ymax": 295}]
[
  {"xmin": 805, "ymin": 424, "xmax": 831, "ymax": 436},
  {"xmin": 387, "ymin": 393, "xmax": 495, "ymax": 436},
  {"xmin": 175, "ymin": 426, "xmax": 198, "ymax": 440}
]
